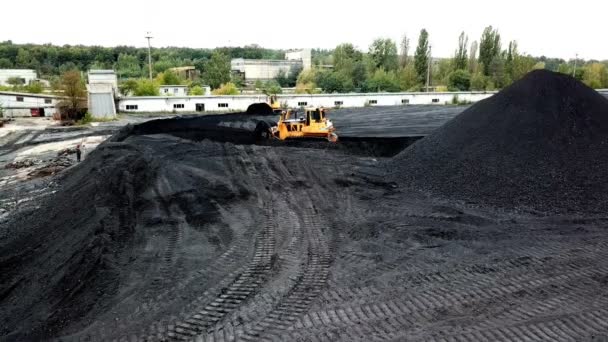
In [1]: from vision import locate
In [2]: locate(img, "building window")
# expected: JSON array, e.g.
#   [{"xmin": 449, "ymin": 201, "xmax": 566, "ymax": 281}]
[
  {"xmin": 432, "ymin": 98, "xmax": 440, "ymax": 103},
  {"xmin": 196, "ymin": 103, "xmax": 205, "ymax": 112},
  {"xmin": 45, "ymin": 99, "xmax": 52, "ymax": 104},
  {"xmin": 298, "ymin": 101, "xmax": 307, "ymax": 106},
  {"xmin": 164, "ymin": 89, "xmax": 169, "ymax": 93},
  {"xmin": 126, "ymin": 105, "xmax": 138, "ymax": 110},
  {"xmin": 174, "ymin": 88, "xmax": 179, "ymax": 94},
  {"xmin": 218, "ymin": 103, "xmax": 229, "ymax": 108},
  {"xmin": 173, "ymin": 104, "xmax": 185, "ymax": 109},
  {"xmin": 368, "ymin": 100, "xmax": 377, "ymax": 105},
  {"xmin": 334, "ymin": 101, "xmax": 343, "ymax": 106},
  {"xmin": 16, "ymin": 96, "xmax": 24, "ymax": 102},
  {"xmin": 401, "ymin": 99, "xmax": 409, "ymax": 104}
]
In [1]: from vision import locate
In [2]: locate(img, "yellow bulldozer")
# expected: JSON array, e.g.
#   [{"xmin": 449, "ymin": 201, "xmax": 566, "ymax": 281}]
[{"xmin": 255, "ymin": 107, "xmax": 338, "ymax": 142}]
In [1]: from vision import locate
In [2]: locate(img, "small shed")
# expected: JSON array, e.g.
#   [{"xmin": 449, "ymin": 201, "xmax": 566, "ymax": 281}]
[{"xmin": 160, "ymin": 85, "xmax": 189, "ymax": 96}]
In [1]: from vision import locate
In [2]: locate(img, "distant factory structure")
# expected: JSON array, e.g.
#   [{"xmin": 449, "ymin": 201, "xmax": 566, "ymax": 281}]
[
  {"xmin": 0, "ymin": 69, "xmax": 47, "ymax": 86},
  {"xmin": 0, "ymin": 91, "xmax": 61, "ymax": 117},
  {"xmin": 167, "ymin": 66, "xmax": 200, "ymax": 81},
  {"xmin": 231, "ymin": 49, "xmax": 312, "ymax": 84},
  {"xmin": 87, "ymin": 70, "xmax": 117, "ymax": 119}
]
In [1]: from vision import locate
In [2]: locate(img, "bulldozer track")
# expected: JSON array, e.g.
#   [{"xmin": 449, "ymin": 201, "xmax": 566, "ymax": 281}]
[
  {"xmin": 160, "ymin": 203, "xmax": 276, "ymax": 341},
  {"xmin": 281, "ymin": 264, "xmax": 608, "ymax": 341},
  {"xmin": 235, "ymin": 203, "xmax": 331, "ymax": 341},
  {"xmin": 140, "ymin": 146, "xmax": 277, "ymax": 341}
]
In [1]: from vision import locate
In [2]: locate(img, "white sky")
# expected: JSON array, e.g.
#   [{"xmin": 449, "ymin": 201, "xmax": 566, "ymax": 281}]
[{"xmin": 1, "ymin": 0, "xmax": 606, "ymax": 60}]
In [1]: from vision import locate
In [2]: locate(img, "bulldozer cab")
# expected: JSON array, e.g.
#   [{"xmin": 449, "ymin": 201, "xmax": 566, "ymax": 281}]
[
  {"xmin": 306, "ymin": 108, "xmax": 325, "ymax": 125},
  {"xmin": 269, "ymin": 95, "xmax": 283, "ymax": 114}
]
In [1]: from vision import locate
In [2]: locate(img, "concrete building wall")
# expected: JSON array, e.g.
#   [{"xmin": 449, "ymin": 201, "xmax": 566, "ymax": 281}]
[
  {"xmin": 231, "ymin": 59, "xmax": 303, "ymax": 81},
  {"xmin": 88, "ymin": 70, "xmax": 118, "ymax": 91},
  {"xmin": 285, "ymin": 49, "xmax": 312, "ymax": 70},
  {"xmin": 88, "ymin": 84, "xmax": 116, "ymax": 118},
  {"xmin": 118, "ymin": 91, "xmax": 497, "ymax": 113},
  {"xmin": 0, "ymin": 91, "xmax": 61, "ymax": 117},
  {"xmin": 0, "ymin": 69, "xmax": 37, "ymax": 86},
  {"xmin": 160, "ymin": 86, "xmax": 189, "ymax": 97}
]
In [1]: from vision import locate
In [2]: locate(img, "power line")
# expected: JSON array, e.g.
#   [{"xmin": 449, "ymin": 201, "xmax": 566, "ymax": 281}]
[
  {"xmin": 145, "ymin": 32, "xmax": 153, "ymax": 80},
  {"xmin": 426, "ymin": 45, "xmax": 432, "ymax": 92}
]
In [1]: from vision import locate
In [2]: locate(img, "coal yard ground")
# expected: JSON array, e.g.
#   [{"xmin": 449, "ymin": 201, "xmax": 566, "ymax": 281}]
[{"xmin": 3, "ymin": 71, "xmax": 608, "ymax": 342}]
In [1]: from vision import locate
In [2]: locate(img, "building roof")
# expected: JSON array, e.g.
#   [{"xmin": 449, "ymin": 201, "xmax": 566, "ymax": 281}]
[
  {"xmin": 0, "ymin": 69, "xmax": 36, "ymax": 73},
  {"xmin": 88, "ymin": 70, "xmax": 116, "ymax": 74},
  {"xmin": 159, "ymin": 85, "xmax": 188, "ymax": 88},
  {"xmin": 169, "ymin": 66, "xmax": 196, "ymax": 71},
  {"xmin": 0, "ymin": 91, "xmax": 61, "ymax": 99}
]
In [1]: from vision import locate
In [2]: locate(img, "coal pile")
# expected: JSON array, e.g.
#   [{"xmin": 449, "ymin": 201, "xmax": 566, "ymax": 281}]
[
  {"xmin": 0, "ymin": 142, "xmax": 156, "ymax": 339},
  {"xmin": 392, "ymin": 70, "xmax": 608, "ymax": 213}
]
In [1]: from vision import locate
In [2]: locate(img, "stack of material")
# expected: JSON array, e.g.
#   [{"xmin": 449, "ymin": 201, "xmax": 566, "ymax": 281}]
[{"xmin": 392, "ymin": 70, "xmax": 608, "ymax": 213}]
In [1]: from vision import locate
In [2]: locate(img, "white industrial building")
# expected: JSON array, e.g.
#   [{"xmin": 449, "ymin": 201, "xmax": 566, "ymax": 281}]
[
  {"xmin": 0, "ymin": 69, "xmax": 38, "ymax": 86},
  {"xmin": 0, "ymin": 91, "xmax": 61, "ymax": 117},
  {"xmin": 118, "ymin": 91, "xmax": 497, "ymax": 113},
  {"xmin": 160, "ymin": 85, "xmax": 189, "ymax": 97},
  {"xmin": 87, "ymin": 70, "xmax": 117, "ymax": 118},
  {"xmin": 231, "ymin": 49, "xmax": 312, "ymax": 82},
  {"xmin": 88, "ymin": 70, "xmax": 118, "ymax": 92}
]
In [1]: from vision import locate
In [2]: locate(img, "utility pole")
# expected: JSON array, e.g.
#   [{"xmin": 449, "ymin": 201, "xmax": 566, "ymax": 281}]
[
  {"xmin": 572, "ymin": 53, "xmax": 578, "ymax": 78},
  {"xmin": 145, "ymin": 32, "xmax": 153, "ymax": 80},
  {"xmin": 426, "ymin": 45, "xmax": 432, "ymax": 92}
]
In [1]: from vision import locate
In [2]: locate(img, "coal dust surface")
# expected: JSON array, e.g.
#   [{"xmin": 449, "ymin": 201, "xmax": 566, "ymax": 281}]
[{"xmin": 392, "ymin": 70, "xmax": 608, "ymax": 213}]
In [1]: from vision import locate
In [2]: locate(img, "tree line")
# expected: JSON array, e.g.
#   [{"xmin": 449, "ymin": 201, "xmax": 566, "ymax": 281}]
[
  {"xmin": 295, "ymin": 27, "xmax": 608, "ymax": 93},
  {"xmin": 1, "ymin": 29, "xmax": 607, "ymax": 96}
]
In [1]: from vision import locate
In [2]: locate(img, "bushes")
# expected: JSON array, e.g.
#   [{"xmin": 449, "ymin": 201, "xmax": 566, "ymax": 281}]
[
  {"xmin": 189, "ymin": 85, "xmax": 205, "ymax": 95},
  {"xmin": 212, "ymin": 82, "xmax": 239, "ymax": 95},
  {"xmin": 133, "ymin": 79, "xmax": 159, "ymax": 96},
  {"xmin": 448, "ymin": 69, "xmax": 471, "ymax": 91}
]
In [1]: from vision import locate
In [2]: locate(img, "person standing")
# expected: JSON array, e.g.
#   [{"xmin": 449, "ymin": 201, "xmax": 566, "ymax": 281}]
[{"xmin": 76, "ymin": 145, "xmax": 81, "ymax": 162}]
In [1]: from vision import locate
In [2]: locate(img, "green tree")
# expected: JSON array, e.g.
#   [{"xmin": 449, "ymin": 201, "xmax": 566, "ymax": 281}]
[
  {"xmin": 297, "ymin": 68, "xmax": 318, "ymax": 84},
  {"xmin": 448, "ymin": 69, "xmax": 471, "ymax": 91},
  {"xmin": 365, "ymin": 69, "xmax": 400, "ymax": 92},
  {"xmin": 334, "ymin": 43, "xmax": 362, "ymax": 70},
  {"xmin": 511, "ymin": 54, "xmax": 537, "ymax": 81},
  {"xmin": 119, "ymin": 79, "xmax": 139, "ymax": 96},
  {"xmin": 398, "ymin": 64, "xmax": 418, "ymax": 91},
  {"xmin": 470, "ymin": 72, "xmax": 486, "ymax": 90},
  {"xmin": 275, "ymin": 69, "xmax": 289, "ymax": 87},
  {"xmin": 133, "ymin": 79, "xmax": 159, "ymax": 96},
  {"xmin": 454, "ymin": 32, "xmax": 468, "ymax": 70},
  {"xmin": 261, "ymin": 80, "xmax": 283, "ymax": 95},
  {"xmin": 468, "ymin": 40, "xmax": 478, "ymax": 73},
  {"xmin": 316, "ymin": 70, "xmax": 354, "ymax": 93},
  {"xmin": 156, "ymin": 70, "xmax": 183, "ymax": 85},
  {"xmin": 189, "ymin": 85, "xmax": 205, "ymax": 95},
  {"xmin": 489, "ymin": 54, "xmax": 507, "ymax": 88},
  {"xmin": 0, "ymin": 58, "xmax": 12, "ymax": 68},
  {"xmin": 479, "ymin": 26, "xmax": 501, "ymax": 76},
  {"xmin": 557, "ymin": 63, "xmax": 571, "ymax": 75},
  {"xmin": 202, "ymin": 51, "xmax": 231, "ymax": 89},
  {"xmin": 436, "ymin": 59, "xmax": 453, "ymax": 86},
  {"xmin": 369, "ymin": 38, "xmax": 398, "ymax": 72},
  {"xmin": 583, "ymin": 63, "xmax": 608, "ymax": 89},
  {"xmin": 25, "ymin": 81, "xmax": 44, "ymax": 94},
  {"xmin": 15, "ymin": 48, "xmax": 31, "ymax": 68},
  {"xmin": 212, "ymin": 82, "xmax": 239, "ymax": 95},
  {"xmin": 115, "ymin": 53, "xmax": 141, "ymax": 78},
  {"xmin": 399, "ymin": 35, "xmax": 410, "ymax": 68},
  {"xmin": 59, "ymin": 70, "xmax": 87, "ymax": 119},
  {"xmin": 414, "ymin": 29, "xmax": 430, "ymax": 85}
]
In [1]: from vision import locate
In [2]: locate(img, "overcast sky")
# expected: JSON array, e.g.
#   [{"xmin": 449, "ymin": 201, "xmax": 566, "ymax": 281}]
[{"xmin": 2, "ymin": 0, "xmax": 606, "ymax": 60}]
